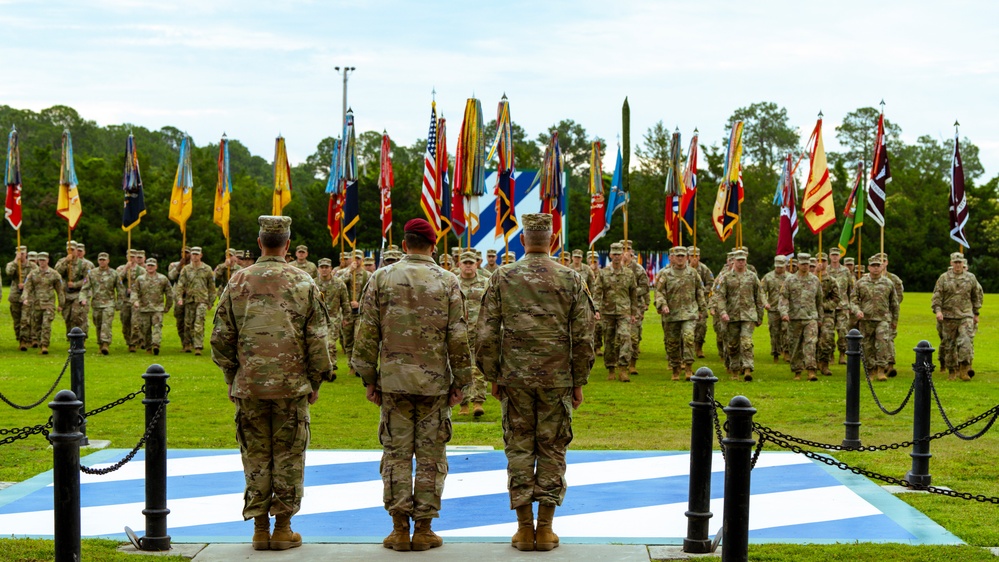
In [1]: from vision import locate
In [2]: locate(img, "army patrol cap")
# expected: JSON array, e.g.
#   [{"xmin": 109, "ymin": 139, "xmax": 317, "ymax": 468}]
[
  {"xmin": 97, "ymin": 252, "xmax": 109, "ymax": 260},
  {"xmin": 136, "ymin": 250, "xmax": 146, "ymax": 257},
  {"xmin": 190, "ymin": 246, "xmax": 203, "ymax": 255},
  {"xmin": 522, "ymin": 213, "xmax": 553, "ymax": 231},
  {"xmin": 28, "ymin": 251, "xmax": 37, "ymax": 259},
  {"xmin": 868, "ymin": 255, "xmax": 883, "ymax": 266},
  {"xmin": 736, "ymin": 245, "xmax": 749, "ymax": 254},
  {"xmin": 363, "ymin": 256, "xmax": 375, "ymax": 265},
  {"xmin": 352, "ymin": 249, "xmax": 364, "ymax": 259},
  {"xmin": 843, "ymin": 257, "xmax": 855, "ymax": 265},
  {"xmin": 809, "ymin": 257, "xmax": 818, "ymax": 266},
  {"xmin": 439, "ymin": 254, "xmax": 453, "ymax": 265},
  {"xmin": 17, "ymin": 245, "xmax": 27, "ymax": 252},
  {"xmin": 619, "ymin": 239, "xmax": 634, "ymax": 250},
  {"xmin": 67, "ymin": 241, "xmax": 78, "ymax": 249},
  {"xmin": 386, "ymin": 244, "xmax": 400, "ymax": 252},
  {"xmin": 774, "ymin": 255, "xmax": 787, "ymax": 266},
  {"xmin": 950, "ymin": 252, "xmax": 967, "ymax": 263},
  {"xmin": 795, "ymin": 252, "xmax": 810, "ymax": 262},
  {"xmin": 609, "ymin": 242, "xmax": 624, "ymax": 255},
  {"xmin": 259, "ymin": 215, "xmax": 292, "ymax": 234},
  {"xmin": 829, "ymin": 247, "xmax": 842, "ymax": 256},
  {"xmin": 502, "ymin": 254, "xmax": 515, "ymax": 263},
  {"xmin": 817, "ymin": 252, "xmax": 828, "ymax": 261},
  {"xmin": 486, "ymin": 249, "xmax": 497, "ymax": 256},
  {"xmin": 687, "ymin": 246, "xmax": 700, "ymax": 256},
  {"xmin": 145, "ymin": 258, "xmax": 157, "ymax": 266},
  {"xmin": 296, "ymin": 245, "xmax": 308, "ymax": 252},
  {"xmin": 460, "ymin": 251, "xmax": 477, "ymax": 263},
  {"xmin": 226, "ymin": 248, "xmax": 238, "ymax": 256},
  {"xmin": 76, "ymin": 243, "xmax": 86, "ymax": 250},
  {"xmin": 318, "ymin": 258, "xmax": 332, "ymax": 267},
  {"xmin": 732, "ymin": 249, "xmax": 747, "ymax": 260},
  {"xmin": 672, "ymin": 247, "xmax": 688, "ymax": 257},
  {"xmin": 36, "ymin": 251, "xmax": 49, "ymax": 259},
  {"xmin": 572, "ymin": 249, "xmax": 583, "ymax": 258},
  {"xmin": 183, "ymin": 246, "xmax": 191, "ymax": 253}
]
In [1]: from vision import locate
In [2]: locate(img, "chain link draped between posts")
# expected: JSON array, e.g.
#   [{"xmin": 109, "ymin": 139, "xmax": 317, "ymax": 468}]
[
  {"xmin": 860, "ymin": 344, "xmax": 915, "ymax": 416},
  {"xmin": 80, "ymin": 401, "xmax": 165, "ymax": 476},
  {"xmin": 928, "ymin": 376, "xmax": 999, "ymax": 441},
  {"xmin": 0, "ymin": 354, "xmax": 71, "ymax": 410},
  {"xmin": 710, "ymin": 396, "xmax": 765, "ymax": 470},
  {"xmin": 0, "ymin": 420, "xmax": 52, "ymax": 447}
]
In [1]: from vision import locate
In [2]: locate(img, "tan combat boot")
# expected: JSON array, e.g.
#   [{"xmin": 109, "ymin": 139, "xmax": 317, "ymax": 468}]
[
  {"xmin": 684, "ymin": 365, "xmax": 694, "ymax": 381},
  {"xmin": 40, "ymin": 346, "xmax": 48, "ymax": 355},
  {"xmin": 806, "ymin": 369, "xmax": 818, "ymax": 382},
  {"xmin": 100, "ymin": 342, "xmax": 109, "ymax": 355},
  {"xmin": 820, "ymin": 361, "xmax": 832, "ymax": 377},
  {"xmin": 383, "ymin": 514, "xmax": 411, "ymax": 551},
  {"xmin": 695, "ymin": 343, "xmax": 705, "ymax": 358},
  {"xmin": 793, "ymin": 371, "xmax": 801, "ymax": 381},
  {"xmin": 535, "ymin": 505, "xmax": 560, "ymax": 551},
  {"xmin": 19, "ymin": 341, "xmax": 28, "ymax": 352},
  {"xmin": 960, "ymin": 363, "xmax": 972, "ymax": 382},
  {"xmin": 459, "ymin": 403, "xmax": 470, "ymax": 416},
  {"xmin": 511, "ymin": 505, "xmax": 535, "ymax": 551},
  {"xmin": 473, "ymin": 402, "xmax": 485, "ymax": 417},
  {"xmin": 671, "ymin": 367, "xmax": 681, "ymax": 382},
  {"xmin": 128, "ymin": 345, "xmax": 136, "ymax": 353},
  {"xmin": 743, "ymin": 368, "xmax": 753, "ymax": 382},
  {"xmin": 876, "ymin": 367, "xmax": 888, "ymax": 382},
  {"xmin": 618, "ymin": 368, "xmax": 631, "ymax": 383},
  {"xmin": 729, "ymin": 368, "xmax": 739, "ymax": 381},
  {"xmin": 838, "ymin": 351, "xmax": 847, "ymax": 365},
  {"xmin": 947, "ymin": 368, "xmax": 957, "ymax": 381},
  {"xmin": 629, "ymin": 359, "xmax": 638, "ymax": 375},
  {"xmin": 783, "ymin": 351, "xmax": 790, "ymax": 362},
  {"xmin": 251, "ymin": 515, "xmax": 270, "ymax": 551},
  {"xmin": 607, "ymin": 367, "xmax": 616, "ymax": 381},
  {"xmin": 773, "ymin": 354, "xmax": 780, "ymax": 363},
  {"xmin": 270, "ymin": 514, "xmax": 302, "ymax": 550},
  {"xmin": 411, "ymin": 518, "xmax": 443, "ymax": 551}
]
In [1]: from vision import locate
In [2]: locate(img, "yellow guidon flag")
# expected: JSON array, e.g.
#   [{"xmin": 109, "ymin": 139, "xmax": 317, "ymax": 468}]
[
  {"xmin": 802, "ymin": 117, "xmax": 836, "ymax": 233},
  {"xmin": 56, "ymin": 130, "xmax": 83, "ymax": 229},
  {"xmin": 272, "ymin": 136, "xmax": 292, "ymax": 216},
  {"xmin": 214, "ymin": 135, "xmax": 232, "ymax": 238},
  {"xmin": 168, "ymin": 135, "xmax": 194, "ymax": 233}
]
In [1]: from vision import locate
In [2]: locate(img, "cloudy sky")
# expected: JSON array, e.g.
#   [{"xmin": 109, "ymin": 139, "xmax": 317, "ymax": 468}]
[{"xmin": 2, "ymin": 0, "xmax": 997, "ymax": 176}]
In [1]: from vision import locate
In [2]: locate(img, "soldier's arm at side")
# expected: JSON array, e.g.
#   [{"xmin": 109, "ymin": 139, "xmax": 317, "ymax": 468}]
[
  {"xmin": 569, "ymin": 276, "xmax": 595, "ymax": 388},
  {"xmin": 337, "ymin": 280, "xmax": 351, "ymax": 321},
  {"xmin": 445, "ymin": 277, "xmax": 474, "ymax": 393},
  {"xmin": 163, "ymin": 279, "xmax": 174, "ymax": 313},
  {"xmin": 305, "ymin": 285, "xmax": 335, "ymax": 388},
  {"xmin": 754, "ymin": 278, "xmax": 765, "ymax": 323},
  {"xmin": 931, "ymin": 275, "xmax": 944, "ymax": 315},
  {"xmin": 973, "ymin": 281, "xmax": 984, "ymax": 318},
  {"xmin": 653, "ymin": 274, "xmax": 667, "ymax": 313},
  {"xmin": 475, "ymin": 279, "xmax": 502, "ymax": 383},
  {"xmin": 209, "ymin": 289, "xmax": 239, "ymax": 385},
  {"xmin": 628, "ymin": 272, "xmax": 638, "ymax": 318},
  {"xmin": 350, "ymin": 276, "xmax": 382, "ymax": 387}
]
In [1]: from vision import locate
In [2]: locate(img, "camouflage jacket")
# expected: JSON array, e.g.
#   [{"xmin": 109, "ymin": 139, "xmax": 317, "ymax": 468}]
[
  {"xmin": 484, "ymin": 264, "xmax": 500, "ymax": 276},
  {"xmin": 292, "ymin": 259, "xmax": 318, "ymax": 279},
  {"xmin": 695, "ymin": 262, "xmax": 715, "ymax": 295},
  {"xmin": 760, "ymin": 269, "xmax": 788, "ymax": 309},
  {"xmin": 569, "ymin": 263, "xmax": 596, "ymax": 289},
  {"xmin": 932, "ymin": 270, "xmax": 984, "ymax": 319},
  {"xmin": 826, "ymin": 264, "xmax": 854, "ymax": 310},
  {"xmin": 211, "ymin": 256, "xmax": 333, "ymax": 399},
  {"xmin": 710, "ymin": 267, "xmax": 731, "ymax": 313},
  {"xmin": 351, "ymin": 254, "xmax": 473, "ymax": 396},
  {"xmin": 23, "ymin": 268, "xmax": 65, "ymax": 308},
  {"xmin": 117, "ymin": 264, "xmax": 144, "ymax": 297},
  {"xmin": 338, "ymin": 267, "xmax": 372, "ymax": 304},
  {"xmin": 855, "ymin": 274, "xmax": 899, "ymax": 324},
  {"xmin": 624, "ymin": 260, "xmax": 650, "ymax": 308},
  {"xmin": 885, "ymin": 271, "xmax": 904, "ymax": 303},
  {"xmin": 716, "ymin": 269, "xmax": 764, "ymax": 322},
  {"xmin": 214, "ymin": 262, "xmax": 243, "ymax": 287},
  {"xmin": 56, "ymin": 256, "xmax": 90, "ymax": 293},
  {"xmin": 476, "ymin": 252, "xmax": 594, "ymax": 388},
  {"xmin": 6, "ymin": 260, "xmax": 36, "ymax": 302},
  {"xmin": 131, "ymin": 272, "xmax": 173, "ymax": 313},
  {"xmin": 167, "ymin": 261, "xmax": 186, "ymax": 283},
  {"xmin": 592, "ymin": 264, "xmax": 638, "ymax": 317},
  {"xmin": 778, "ymin": 273, "xmax": 823, "ymax": 320},
  {"xmin": 176, "ymin": 262, "xmax": 216, "ymax": 305},
  {"xmin": 459, "ymin": 273, "xmax": 488, "ymax": 327},
  {"xmin": 820, "ymin": 274, "xmax": 841, "ymax": 315},
  {"xmin": 81, "ymin": 267, "xmax": 125, "ymax": 309},
  {"xmin": 316, "ymin": 274, "xmax": 351, "ymax": 325},
  {"xmin": 654, "ymin": 265, "xmax": 706, "ymax": 322}
]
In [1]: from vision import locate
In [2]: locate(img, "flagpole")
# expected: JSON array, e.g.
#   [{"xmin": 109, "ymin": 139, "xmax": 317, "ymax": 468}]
[
  {"xmin": 623, "ymin": 204, "xmax": 629, "ymax": 243},
  {"xmin": 127, "ymin": 230, "xmax": 133, "ymax": 292},
  {"xmin": 857, "ymin": 230, "xmax": 862, "ymax": 280},
  {"xmin": 956, "ymin": 120, "xmax": 963, "ymax": 255},
  {"xmin": 16, "ymin": 230, "xmax": 22, "ymax": 285},
  {"xmin": 818, "ymin": 231, "xmax": 823, "ymax": 280}
]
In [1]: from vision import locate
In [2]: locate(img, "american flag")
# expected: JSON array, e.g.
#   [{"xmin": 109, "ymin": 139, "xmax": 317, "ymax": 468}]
[{"xmin": 421, "ymin": 102, "xmax": 442, "ymax": 235}]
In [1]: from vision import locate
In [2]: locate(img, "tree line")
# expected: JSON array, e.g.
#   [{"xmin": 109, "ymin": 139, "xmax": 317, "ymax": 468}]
[{"xmin": 1, "ymin": 103, "xmax": 995, "ymax": 292}]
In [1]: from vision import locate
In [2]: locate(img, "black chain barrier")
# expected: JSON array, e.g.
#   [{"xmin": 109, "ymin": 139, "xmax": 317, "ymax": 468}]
[
  {"xmin": 0, "ymin": 355, "xmax": 71, "ymax": 410},
  {"xmin": 860, "ymin": 345, "xmax": 915, "ymax": 416},
  {"xmin": 928, "ymin": 376, "xmax": 999, "ymax": 441},
  {"xmin": 0, "ymin": 420, "xmax": 52, "ymax": 447},
  {"xmin": 710, "ymin": 397, "xmax": 765, "ymax": 469},
  {"xmin": 80, "ymin": 402, "xmax": 165, "ymax": 476},
  {"xmin": 81, "ymin": 386, "xmax": 146, "ymax": 419}
]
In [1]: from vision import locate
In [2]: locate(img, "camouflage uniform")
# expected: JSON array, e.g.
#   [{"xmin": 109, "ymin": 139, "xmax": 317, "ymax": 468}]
[
  {"xmin": 6, "ymin": 257, "xmax": 36, "ymax": 342},
  {"xmin": 592, "ymin": 257, "xmax": 638, "ymax": 371},
  {"xmin": 215, "ymin": 261, "xmax": 244, "ymax": 287},
  {"xmin": 351, "ymin": 253, "xmax": 473, "ymax": 521},
  {"xmin": 623, "ymin": 255, "xmax": 649, "ymax": 363},
  {"xmin": 692, "ymin": 260, "xmax": 714, "ymax": 353},
  {"xmin": 291, "ymin": 259, "xmax": 318, "ymax": 279},
  {"xmin": 338, "ymin": 265, "xmax": 372, "ymax": 362},
  {"xmin": 778, "ymin": 270, "xmax": 823, "ymax": 376},
  {"xmin": 211, "ymin": 243, "xmax": 334, "ymax": 521},
  {"xmin": 884, "ymin": 269, "xmax": 904, "ymax": 368},
  {"xmin": 715, "ymin": 265, "xmax": 764, "ymax": 374},
  {"xmin": 476, "ymin": 249, "xmax": 594, "ymax": 510},
  {"xmin": 855, "ymin": 269, "xmax": 899, "ymax": 372},
  {"xmin": 932, "ymin": 262, "xmax": 983, "ymax": 375},
  {"xmin": 118, "ymin": 261, "xmax": 144, "ymax": 348},
  {"xmin": 711, "ymin": 264, "xmax": 731, "ymax": 364},
  {"xmin": 131, "ymin": 267, "xmax": 173, "ymax": 350},
  {"xmin": 22, "ymin": 265, "xmax": 65, "ymax": 348},
  {"xmin": 56, "ymin": 256, "xmax": 91, "ymax": 336},
  {"xmin": 316, "ymin": 272, "xmax": 350, "ymax": 349},
  {"xmin": 826, "ymin": 262, "xmax": 855, "ymax": 358},
  {"xmin": 588, "ymin": 258, "xmax": 603, "ymax": 353},
  {"xmin": 760, "ymin": 266, "xmax": 788, "ymax": 359},
  {"xmin": 458, "ymin": 271, "xmax": 488, "ymax": 406},
  {"xmin": 167, "ymin": 259, "xmax": 190, "ymax": 348},
  {"xmin": 176, "ymin": 261, "xmax": 216, "ymax": 351},
  {"xmin": 569, "ymin": 261, "xmax": 595, "ymax": 290},
  {"xmin": 654, "ymin": 261, "xmax": 706, "ymax": 371},
  {"xmin": 817, "ymin": 272, "xmax": 841, "ymax": 369},
  {"xmin": 80, "ymin": 264, "xmax": 125, "ymax": 346}
]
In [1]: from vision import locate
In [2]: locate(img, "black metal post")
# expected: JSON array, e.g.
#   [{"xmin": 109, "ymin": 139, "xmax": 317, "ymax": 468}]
[
  {"xmin": 721, "ymin": 396, "xmax": 756, "ymax": 562},
  {"xmin": 905, "ymin": 341, "xmax": 934, "ymax": 487},
  {"xmin": 684, "ymin": 366, "xmax": 718, "ymax": 553},
  {"xmin": 842, "ymin": 329, "xmax": 862, "ymax": 448},
  {"xmin": 140, "ymin": 364, "xmax": 171, "ymax": 551},
  {"xmin": 50, "ymin": 389, "xmax": 83, "ymax": 562},
  {"xmin": 67, "ymin": 327, "xmax": 88, "ymax": 446}
]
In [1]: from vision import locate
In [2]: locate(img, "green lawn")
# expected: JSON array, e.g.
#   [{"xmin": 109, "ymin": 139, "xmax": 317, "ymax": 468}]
[{"xmin": 1, "ymin": 292, "xmax": 998, "ymax": 560}]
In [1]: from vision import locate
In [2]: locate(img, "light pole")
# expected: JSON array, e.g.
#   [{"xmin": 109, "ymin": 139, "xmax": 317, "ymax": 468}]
[{"xmin": 334, "ymin": 66, "xmax": 356, "ymax": 127}]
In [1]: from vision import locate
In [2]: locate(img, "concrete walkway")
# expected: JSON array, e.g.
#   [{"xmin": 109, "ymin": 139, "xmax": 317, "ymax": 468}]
[{"xmin": 190, "ymin": 543, "xmax": 653, "ymax": 561}]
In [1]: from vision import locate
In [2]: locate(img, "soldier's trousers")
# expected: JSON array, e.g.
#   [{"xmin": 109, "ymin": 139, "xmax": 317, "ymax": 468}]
[
  {"xmin": 29, "ymin": 306, "xmax": 56, "ymax": 347},
  {"xmin": 725, "ymin": 321, "xmax": 756, "ymax": 372},
  {"xmin": 500, "ymin": 386, "xmax": 573, "ymax": 509},
  {"xmin": 663, "ymin": 319, "xmax": 696, "ymax": 368},
  {"xmin": 63, "ymin": 294, "xmax": 89, "ymax": 336},
  {"xmin": 184, "ymin": 302, "xmax": 209, "ymax": 350},
  {"xmin": 461, "ymin": 335, "xmax": 487, "ymax": 405},
  {"xmin": 135, "ymin": 311, "xmax": 164, "ymax": 349},
  {"xmin": 20, "ymin": 303, "xmax": 37, "ymax": 343},
  {"xmin": 594, "ymin": 321, "xmax": 603, "ymax": 351},
  {"xmin": 940, "ymin": 317, "xmax": 975, "ymax": 370},
  {"xmin": 121, "ymin": 304, "xmax": 134, "ymax": 346},
  {"xmin": 767, "ymin": 311, "xmax": 786, "ymax": 357},
  {"xmin": 379, "ymin": 393, "xmax": 450, "ymax": 520},
  {"xmin": 888, "ymin": 324, "xmax": 898, "ymax": 366},
  {"xmin": 713, "ymin": 316, "xmax": 728, "ymax": 365},
  {"xmin": 787, "ymin": 319, "xmax": 818, "ymax": 373},
  {"xmin": 235, "ymin": 395, "xmax": 310, "ymax": 519},
  {"xmin": 91, "ymin": 306, "xmax": 116, "ymax": 345},
  {"xmin": 694, "ymin": 316, "xmax": 708, "ymax": 347},
  {"xmin": 174, "ymin": 303, "xmax": 189, "ymax": 347},
  {"xmin": 601, "ymin": 314, "xmax": 632, "ymax": 369},
  {"xmin": 859, "ymin": 319, "xmax": 891, "ymax": 369},
  {"xmin": 9, "ymin": 301, "xmax": 22, "ymax": 341},
  {"xmin": 835, "ymin": 309, "xmax": 850, "ymax": 354},
  {"xmin": 817, "ymin": 314, "xmax": 836, "ymax": 363},
  {"xmin": 343, "ymin": 315, "xmax": 359, "ymax": 361},
  {"xmin": 630, "ymin": 310, "xmax": 644, "ymax": 360}
]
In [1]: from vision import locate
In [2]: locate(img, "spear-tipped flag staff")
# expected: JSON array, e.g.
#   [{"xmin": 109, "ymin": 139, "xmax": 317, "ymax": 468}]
[
  {"xmin": 866, "ymin": 101, "xmax": 891, "ymax": 256},
  {"xmin": 214, "ymin": 134, "xmax": 233, "ymax": 272},
  {"xmin": 490, "ymin": 95, "xmax": 518, "ymax": 255},
  {"xmin": 169, "ymin": 134, "xmax": 194, "ymax": 255},
  {"xmin": 5, "ymin": 127, "xmax": 23, "ymax": 284},
  {"xmin": 539, "ymin": 131, "xmax": 565, "ymax": 256},
  {"xmin": 679, "ymin": 129, "xmax": 699, "ymax": 246},
  {"xmin": 774, "ymin": 153, "xmax": 798, "ymax": 258},
  {"xmin": 325, "ymin": 138, "xmax": 344, "ymax": 250},
  {"xmin": 802, "ymin": 112, "xmax": 837, "ymax": 261},
  {"xmin": 712, "ymin": 121, "xmax": 744, "ymax": 244},
  {"xmin": 838, "ymin": 160, "xmax": 867, "ymax": 273},
  {"xmin": 341, "ymin": 109, "xmax": 359, "ymax": 249},
  {"xmin": 588, "ymin": 141, "xmax": 606, "ymax": 248},
  {"xmin": 664, "ymin": 128, "xmax": 682, "ymax": 247},
  {"xmin": 272, "ymin": 136, "xmax": 292, "ymax": 216},
  {"xmin": 605, "ymin": 144, "xmax": 628, "ymax": 236},
  {"xmin": 121, "ymin": 133, "xmax": 146, "ymax": 268},
  {"xmin": 56, "ymin": 130, "xmax": 83, "ymax": 246},
  {"xmin": 950, "ymin": 121, "xmax": 969, "ymax": 251},
  {"xmin": 437, "ymin": 116, "xmax": 452, "ymax": 249},
  {"xmin": 379, "ymin": 131, "xmax": 394, "ymax": 248},
  {"xmin": 622, "ymin": 97, "xmax": 631, "ymax": 241}
]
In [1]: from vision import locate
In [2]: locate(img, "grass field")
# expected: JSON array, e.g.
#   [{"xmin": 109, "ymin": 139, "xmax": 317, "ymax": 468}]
[{"xmin": 1, "ymin": 292, "xmax": 998, "ymax": 560}]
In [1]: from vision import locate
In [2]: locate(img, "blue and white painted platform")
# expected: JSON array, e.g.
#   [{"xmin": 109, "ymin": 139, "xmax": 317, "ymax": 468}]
[{"xmin": 0, "ymin": 449, "xmax": 960, "ymax": 545}]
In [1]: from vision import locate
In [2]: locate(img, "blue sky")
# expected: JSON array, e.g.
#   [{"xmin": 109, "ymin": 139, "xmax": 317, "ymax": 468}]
[{"xmin": 2, "ymin": 0, "xmax": 997, "ymax": 177}]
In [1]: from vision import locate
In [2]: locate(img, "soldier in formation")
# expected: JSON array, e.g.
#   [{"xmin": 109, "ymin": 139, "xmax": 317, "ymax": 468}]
[
  {"xmin": 854, "ymin": 254, "xmax": 900, "ymax": 382},
  {"xmin": 131, "ymin": 258, "xmax": 173, "ymax": 355},
  {"xmin": 168, "ymin": 247, "xmax": 192, "ymax": 351},
  {"xmin": 80, "ymin": 252, "xmax": 125, "ymax": 355},
  {"xmin": 710, "ymin": 252, "xmax": 735, "ymax": 366},
  {"xmin": 6, "ymin": 246, "xmax": 35, "ymax": 344},
  {"xmin": 484, "ymin": 248, "xmax": 499, "ymax": 275},
  {"xmin": 457, "ymin": 250, "xmax": 488, "ymax": 417},
  {"xmin": 715, "ymin": 249, "xmax": 764, "ymax": 381},
  {"xmin": 569, "ymin": 249, "xmax": 595, "ymax": 289},
  {"xmin": 778, "ymin": 253, "xmax": 823, "ymax": 381},
  {"xmin": 592, "ymin": 242, "xmax": 638, "ymax": 382},
  {"xmin": 621, "ymin": 240, "xmax": 649, "ymax": 376},
  {"xmin": 315, "ymin": 257, "xmax": 350, "ymax": 359},
  {"xmin": 291, "ymin": 244, "xmax": 318, "ymax": 278},
  {"xmin": 879, "ymin": 253, "xmax": 904, "ymax": 377},
  {"xmin": 932, "ymin": 252, "xmax": 983, "ymax": 381},
  {"xmin": 215, "ymin": 249, "xmax": 243, "ymax": 287},
  {"xmin": 118, "ymin": 249, "xmax": 145, "ymax": 352},
  {"xmin": 351, "ymin": 218, "xmax": 472, "ymax": 552},
  {"xmin": 175, "ymin": 247, "xmax": 215, "ymax": 355},
  {"xmin": 816, "ymin": 254, "xmax": 841, "ymax": 376},
  {"xmin": 338, "ymin": 248, "xmax": 371, "ymax": 372},
  {"xmin": 56, "ymin": 240, "xmax": 91, "ymax": 336},
  {"xmin": 827, "ymin": 248, "xmax": 854, "ymax": 364},
  {"xmin": 21, "ymin": 252, "xmax": 64, "ymax": 354},
  {"xmin": 688, "ymin": 247, "xmax": 713, "ymax": 359},
  {"xmin": 760, "ymin": 255, "xmax": 789, "ymax": 363},
  {"xmin": 587, "ymin": 251, "xmax": 603, "ymax": 355},
  {"xmin": 654, "ymin": 246, "xmax": 706, "ymax": 381},
  {"xmin": 476, "ymin": 213, "xmax": 593, "ymax": 552},
  {"xmin": 211, "ymin": 215, "xmax": 334, "ymax": 551}
]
